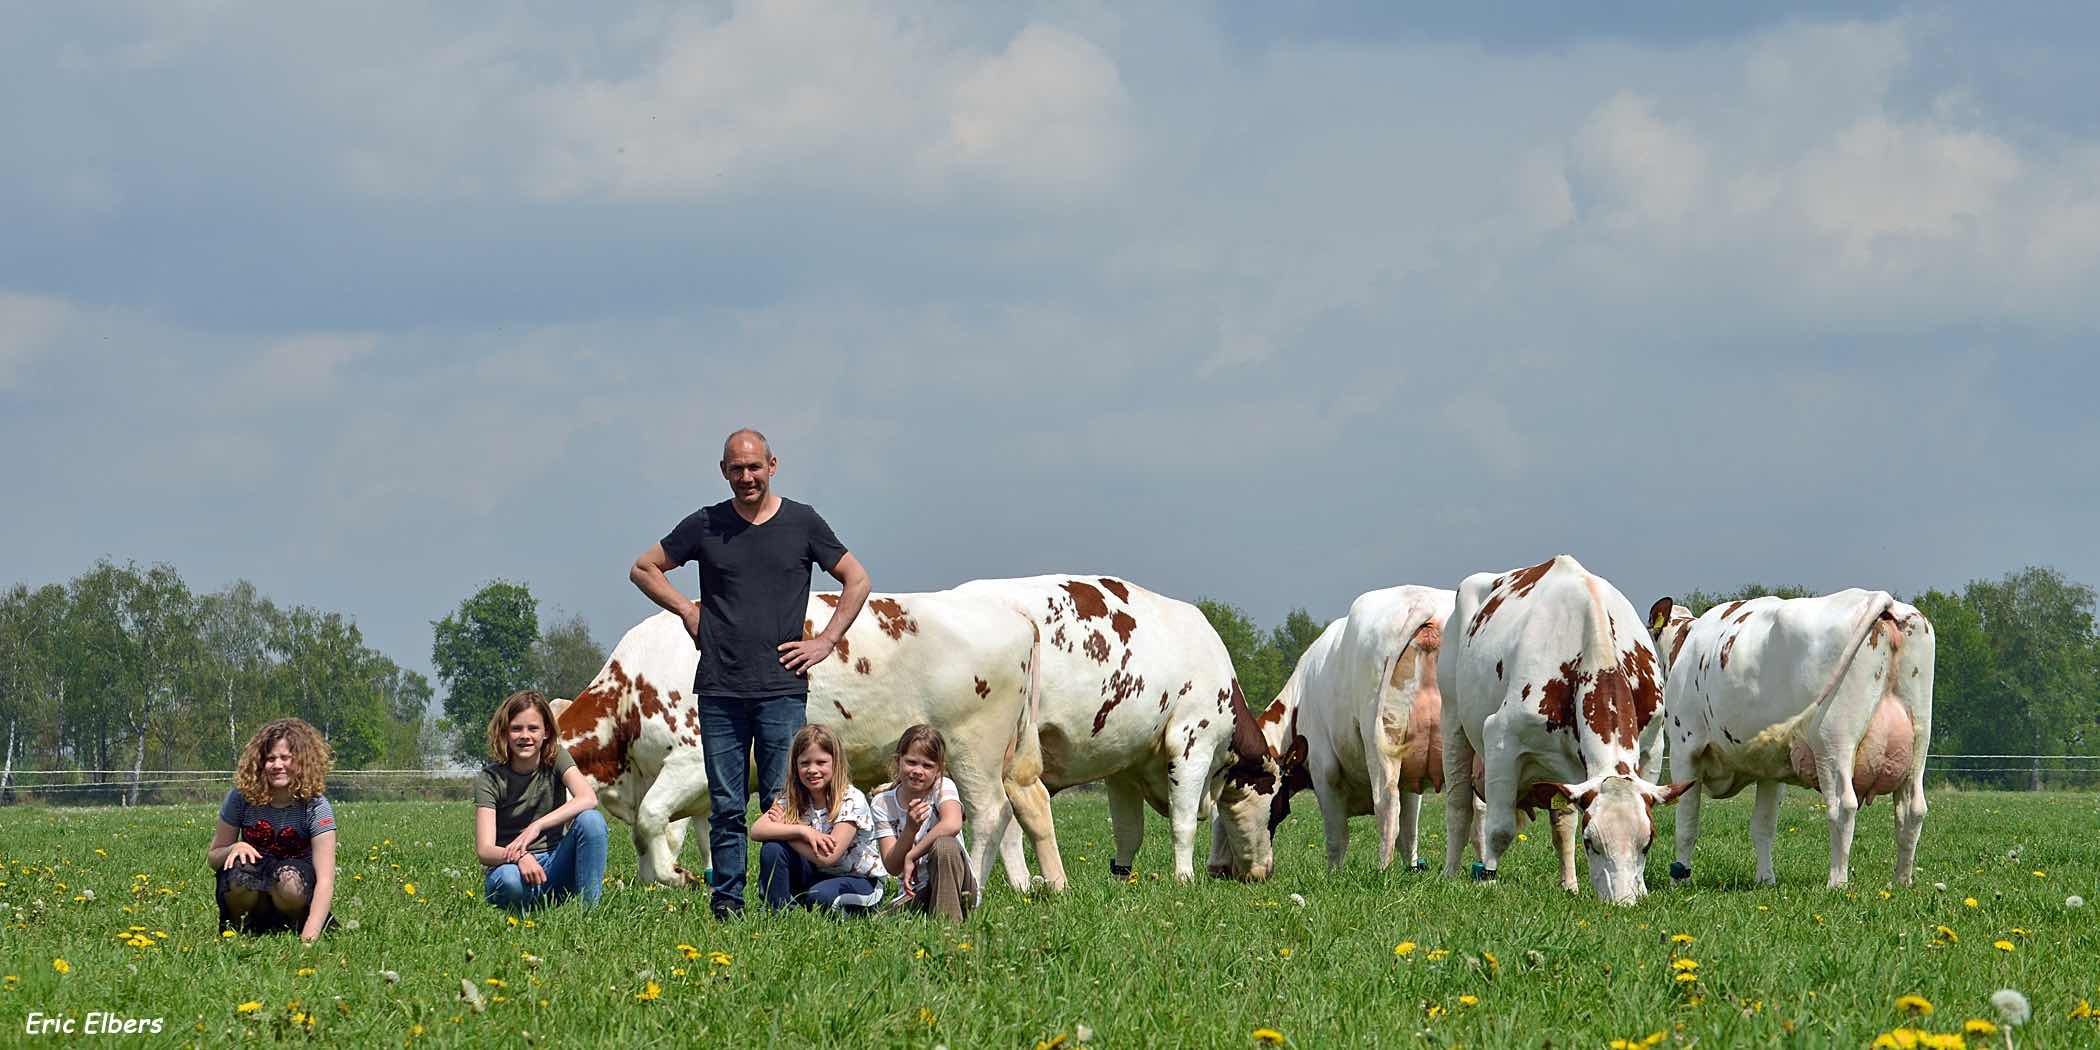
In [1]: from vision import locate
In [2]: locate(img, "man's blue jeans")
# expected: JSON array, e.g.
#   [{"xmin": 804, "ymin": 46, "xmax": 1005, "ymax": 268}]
[
  {"xmin": 698, "ymin": 694, "xmax": 806, "ymax": 916},
  {"xmin": 483, "ymin": 809, "xmax": 608, "ymax": 911}
]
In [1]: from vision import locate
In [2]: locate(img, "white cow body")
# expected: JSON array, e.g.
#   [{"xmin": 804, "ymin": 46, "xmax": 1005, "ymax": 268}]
[
  {"xmin": 1650, "ymin": 590, "xmax": 1934, "ymax": 887},
  {"xmin": 553, "ymin": 591, "xmax": 1068, "ymax": 893},
  {"xmin": 1257, "ymin": 586, "xmax": 1457, "ymax": 871},
  {"xmin": 954, "ymin": 575, "xmax": 1276, "ymax": 882},
  {"xmin": 1440, "ymin": 555, "xmax": 1683, "ymax": 903}
]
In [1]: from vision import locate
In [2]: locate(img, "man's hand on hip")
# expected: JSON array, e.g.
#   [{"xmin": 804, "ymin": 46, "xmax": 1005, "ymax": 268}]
[
  {"xmin": 777, "ymin": 636, "xmax": 834, "ymax": 675},
  {"xmin": 680, "ymin": 603, "xmax": 701, "ymax": 643}
]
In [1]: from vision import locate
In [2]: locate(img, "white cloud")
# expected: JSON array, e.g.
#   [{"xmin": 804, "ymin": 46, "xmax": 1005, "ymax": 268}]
[
  {"xmin": 1569, "ymin": 92, "xmax": 1708, "ymax": 228},
  {"xmin": 238, "ymin": 333, "xmax": 377, "ymax": 400}
]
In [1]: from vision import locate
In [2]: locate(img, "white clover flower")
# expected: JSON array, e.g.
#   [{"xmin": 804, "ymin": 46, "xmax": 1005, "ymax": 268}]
[
  {"xmin": 1076, "ymin": 1024, "xmax": 1094, "ymax": 1042},
  {"xmin": 1991, "ymin": 988, "xmax": 2031, "ymax": 1026},
  {"xmin": 2068, "ymin": 895, "xmax": 2085, "ymax": 909}
]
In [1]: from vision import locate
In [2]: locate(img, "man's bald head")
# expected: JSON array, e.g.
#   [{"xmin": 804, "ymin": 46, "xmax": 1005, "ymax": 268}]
[{"xmin": 721, "ymin": 428, "xmax": 772, "ymax": 463}]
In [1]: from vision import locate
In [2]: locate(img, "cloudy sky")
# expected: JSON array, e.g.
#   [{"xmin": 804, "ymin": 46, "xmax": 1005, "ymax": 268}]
[{"xmin": 6, "ymin": 1, "xmax": 2097, "ymax": 683}]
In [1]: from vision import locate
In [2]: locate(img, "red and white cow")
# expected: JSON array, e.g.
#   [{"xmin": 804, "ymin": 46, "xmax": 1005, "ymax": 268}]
[
  {"xmin": 552, "ymin": 590, "xmax": 1068, "ymax": 893},
  {"xmin": 1647, "ymin": 590, "xmax": 1934, "ymax": 888},
  {"xmin": 954, "ymin": 575, "xmax": 1277, "ymax": 882},
  {"xmin": 1246, "ymin": 586, "xmax": 1459, "ymax": 871},
  {"xmin": 1440, "ymin": 555, "xmax": 1687, "ymax": 904}
]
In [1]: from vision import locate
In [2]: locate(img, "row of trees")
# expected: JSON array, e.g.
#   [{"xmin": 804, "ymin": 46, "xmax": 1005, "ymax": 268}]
[
  {"xmin": 0, "ymin": 561, "xmax": 436, "ymax": 803},
  {"xmin": 0, "ymin": 565, "xmax": 612, "ymax": 803},
  {"xmin": 1198, "ymin": 565, "xmax": 2100, "ymax": 787}
]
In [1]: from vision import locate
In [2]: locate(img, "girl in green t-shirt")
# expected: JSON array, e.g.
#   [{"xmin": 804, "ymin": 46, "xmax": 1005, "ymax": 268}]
[{"xmin": 473, "ymin": 691, "xmax": 607, "ymax": 910}]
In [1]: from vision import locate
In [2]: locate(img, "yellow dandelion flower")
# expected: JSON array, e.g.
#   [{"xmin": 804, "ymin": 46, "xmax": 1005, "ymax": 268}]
[
  {"xmin": 1482, "ymin": 951, "xmax": 1498, "ymax": 972},
  {"xmin": 1934, "ymin": 925, "xmax": 1958, "ymax": 941},
  {"xmin": 1895, "ymin": 994, "xmax": 1933, "ymax": 1015},
  {"xmin": 152, "ymin": 930, "xmax": 167, "ymax": 939},
  {"xmin": 1674, "ymin": 972, "xmax": 1699, "ymax": 983},
  {"xmin": 3, "ymin": 975, "xmax": 17, "ymax": 987},
  {"xmin": 296, "ymin": 967, "xmax": 316, "ymax": 977},
  {"xmin": 1963, "ymin": 1019, "xmax": 1997, "ymax": 1035},
  {"xmin": 403, "ymin": 883, "xmax": 416, "ymax": 896},
  {"xmin": 677, "ymin": 944, "xmax": 700, "ymax": 959},
  {"xmin": 507, "ymin": 916, "xmax": 519, "ymax": 927},
  {"xmin": 1277, "ymin": 947, "xmax": 1292, "ymax": 958},
  {"xmin": 51, "ymin": 959, "xmax": 70, "ymax": 975},
  {"xmin": 957, "ymin": 941, "xmax": 972, "ymax": 952},
  {"xmin": 2009, "ymin": 927, "xmax": 2028, "ymax": 936},
  {"xmin": 1962, "ymin": 897, "xmax": 1978, "ymax": 908},
  {"xmin": 1672, "ymin": 958, "xmax": 1699, "ymax": 971},
  {"xmin": 913, "ymin": 947, "xmax": 929, "ymax": 960},
  {"xmin": 1670, "ymin": 933, "xmax": 1696, "ymax": 944},
  {"xmin": 1424, "ymin": 1004, "xmax": 1445, "ymax": 1020},
  {"xmin": 2032, "ymin": 870, "xmax": 2046, "ymax": 878},
  {"xmin": 1993, "ymin": 939, "xmax": 2015, "ymax": 952},
  {"xmin": 409, "ymin": 1023, "xmax": 424, "ymax": 1037},
  {"xmin": 634, "ymin": 980, "xmax": 661, "ymax": 1001},
  {"xmin": 1427, "ymin": 948, "xmax": 1450, "ymax": 962},
  {"xmin": 2069, "ymin": 999, "xmax": 2092, "ymax": 1019},
  {"xmin": 1393, "ymin": 941, "xmax": 1416, "ymax": 957},
  {"xmin": 671, "ymin": 967, "xmax": 686, "ymax": 977},
  {"xmin": 708, "ymin": 951, "xmax": 732, "ymax": 968},
  {"xmin": 235, "ymin": 1001, "xmax": 262, "ymax": 1013},
  {"xmin": 221, "ymin": 930, "xmax": 236, "ymax": 939},
  {"xmin": 95, "ymin": 848, "xmax": 107, "ymax": 857},
  {"xmin": 1642, "ymin": 1033, "xmax": 1666, "ymax": 1047},
  {"xmin": 1252, "ymin": 1028, "xmax": 1285, "ymax": 1045},
  {"xmin": 919, "ymin": 1007, "xmax": 937, "ymax": 1027},
  {"xmin": 484, "ymin": 979, "xmax": 506, "ymax": 988},
  {"xmin": 1457, "ymin": 995, "xmax": 1479, "ymax": 1007}
]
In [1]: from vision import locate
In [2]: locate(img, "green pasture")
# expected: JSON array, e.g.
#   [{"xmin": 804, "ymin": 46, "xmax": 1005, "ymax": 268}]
[{"xmin": 1, "ymin": 790, "xmax": 2096, "ymax": 1048}]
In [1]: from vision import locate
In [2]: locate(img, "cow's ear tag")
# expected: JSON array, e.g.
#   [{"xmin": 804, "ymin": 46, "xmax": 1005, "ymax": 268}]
[{"xmin": 1648, "ymin": 597, "xmax": 1674, "ymax": 631}]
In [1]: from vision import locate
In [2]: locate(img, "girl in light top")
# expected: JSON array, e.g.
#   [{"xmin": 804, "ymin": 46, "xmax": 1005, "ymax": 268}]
[
  {"xmin": 473, "ymin": 690, "xmax": 607, "ymax": 911},
  {"xmin": 871, "ymin": 725, "xmax": 975, "ymax": 922},
  {"xmin": 206, "ymin": 718, "xmax": 339, "ymax": 942},
  {"xmin": 752, "ymin": 723, "xmax": 885, "ymax": 913}
]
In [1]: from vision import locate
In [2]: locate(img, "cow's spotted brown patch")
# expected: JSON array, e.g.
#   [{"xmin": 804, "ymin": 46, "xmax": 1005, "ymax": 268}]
[
  {"xmin": 833, "ymin": 701, "xmax": 853, "ymax": 720},
  {"xmin": 1091, "ymin": 669, "xmax": 1146, "ymax": 735},
  {"xmin": 854, "ymin": 657, "xmax": 871, "ymax": 675},
  {"xmin": 868, "ymin": 598, "xmax": 917, "ymax": 639},
  {"xmin": 834, "ymin": 637, "xmax": 850, "ymax": 662},
  {"xmin": 818, "ymin": 593, "xmax": 841, "ymax": 608},
  {"xmin": 1110, "ymin": 610, "xmax": 1137, "ymax": 645},
  {"xmin": 1098, "ymin": 577, "xmax": 1131, "ymax": 602},
  {"xmin": 560, "ymin": 660, "xmax": 641, "ymax": 786},
  {"xmin": 1468, "ymin": 558, "xmax": 1555, "ymax": 637},
  {"xmin": 974, "ymin": 676, "xmax": 990, "ymax": 698},
  {"xmin": 1257, "ymin": 697, "xmax": 1287, "ymax": 728},
  {"xmin": 1061, "ymin": 580, "xmax": 1110, "ymax": 622},
  {"xmin": 1082, "ymin": 630, "xmax": 1110, "ymax": 663}
]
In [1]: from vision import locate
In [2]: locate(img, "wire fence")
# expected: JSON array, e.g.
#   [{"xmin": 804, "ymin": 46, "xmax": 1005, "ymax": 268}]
[{"xmin": 1, "ymin": 755, "xmax": 2095, "ymax": 807}]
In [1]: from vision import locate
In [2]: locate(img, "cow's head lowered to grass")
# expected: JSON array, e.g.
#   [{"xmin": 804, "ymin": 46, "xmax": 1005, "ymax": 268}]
[
  {"xmin": 1208, "ymin": 680, "xmax": 1281, "ymax": 882},
  {"xmin": 1552, "ymin": 775, "xmax": 1694, "ymax": 904}
]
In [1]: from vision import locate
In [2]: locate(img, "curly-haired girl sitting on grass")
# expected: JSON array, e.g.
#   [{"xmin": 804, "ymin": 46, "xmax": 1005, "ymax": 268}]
[{"xmin": 205, "ymin": 718, "xmax": 338, "ymax": 942}]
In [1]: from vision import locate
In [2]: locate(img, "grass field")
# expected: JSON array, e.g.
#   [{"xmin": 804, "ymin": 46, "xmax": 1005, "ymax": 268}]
[{"xmin": 2, "ymin": 789, "xmax": 2096, "ymax": 1048}]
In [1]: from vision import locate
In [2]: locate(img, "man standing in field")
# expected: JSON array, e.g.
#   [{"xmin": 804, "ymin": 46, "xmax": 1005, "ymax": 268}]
[{"xmin": 631, "ymin": 428, "xmax": 871, "ymax": 918}]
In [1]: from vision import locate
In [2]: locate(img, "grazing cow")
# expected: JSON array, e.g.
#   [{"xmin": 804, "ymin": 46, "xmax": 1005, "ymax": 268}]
[
  {"xmin": 552, "ymin": 590, "xmax": 1068, "ymax": 893},
  {"xmin": 1440, "ymin": 555, "xmax": 1688, "ymax": 904},
  {"xmin": 1243, "ymin": 586, "xmax": 1460, "ymax": 872},
  {"xmin": 1647, "ymin": 590, "xmax": 1934, "ymax": 888},
  {"xmin": 955, "ymin": 575, "xmax": 1277, "ymax": 883}
]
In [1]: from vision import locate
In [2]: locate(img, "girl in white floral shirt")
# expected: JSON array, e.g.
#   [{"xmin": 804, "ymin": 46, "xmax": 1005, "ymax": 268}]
[{"xmin": 752, "ymin": 724, "xmax": 884, "ymax": 913}]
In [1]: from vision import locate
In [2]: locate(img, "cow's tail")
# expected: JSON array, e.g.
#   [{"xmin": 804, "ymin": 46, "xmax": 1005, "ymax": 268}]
[
  {"xmin": 1005, "ymin": 616, "xmax": 1047, "ymax": 787},
  {"xmin": 1804, "ymin": 590, "xmax": 1900, "ymax": 722}
]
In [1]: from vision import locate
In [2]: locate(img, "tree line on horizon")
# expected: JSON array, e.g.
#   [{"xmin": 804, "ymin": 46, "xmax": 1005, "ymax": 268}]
[
  {"xmin": 2, "ymin": 562, "xmax": 2093, "ymax": 802},
  {"xmin": 0, "ymin": 563, "xmax": 609, "ymax": 803}
]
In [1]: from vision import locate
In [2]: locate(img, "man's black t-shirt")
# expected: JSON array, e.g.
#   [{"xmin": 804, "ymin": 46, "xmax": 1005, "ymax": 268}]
[{"xmin": 660, "ymin": 498, "xmax": 847, "ymax": 699}]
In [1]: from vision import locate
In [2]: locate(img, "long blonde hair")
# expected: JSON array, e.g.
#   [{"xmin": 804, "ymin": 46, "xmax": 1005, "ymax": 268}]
[
  {"xmin": 234, "ymin": 718, "xmax": 332, "ymax": 805},
  {"xmin": 782, "ymin": 724, "xmax": 849, "ymax": 824}
]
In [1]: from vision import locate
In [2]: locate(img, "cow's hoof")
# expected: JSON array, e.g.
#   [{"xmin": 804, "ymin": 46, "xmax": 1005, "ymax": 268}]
[
  {"xmin": 1669, "ymin": 862, "xmax": 1692, "ymax": 883},
  {"xmin": 1205, "ymin": 863, "xmax": 1234, "ymax": 880},
  {"xmin": 1410, "ymin": 861, "xmax": 1430, "ymax": 873},
  {"xmin": 1109, "ymin": 862, "xmax": 1133, "ymax": 879},
  {"xmin": 1470, "ymin": 862, "xmax": 1497, "ymax": 882}
]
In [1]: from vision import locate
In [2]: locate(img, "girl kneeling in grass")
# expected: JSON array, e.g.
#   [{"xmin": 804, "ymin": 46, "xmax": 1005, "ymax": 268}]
[
  {"xmin": 474, "ymin": 690, "xmax": 607, "ymax": 911},
  {"xmin": 207, "ymin": 718, "xmax": 339, "ymax": 942},
  {"xmin": 872, "ymin": 725, "xmax": 975, "ymax": 922},
  {"xmin": 753, "ymin": 724, "xmax": 885, "ymax": 913}
]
